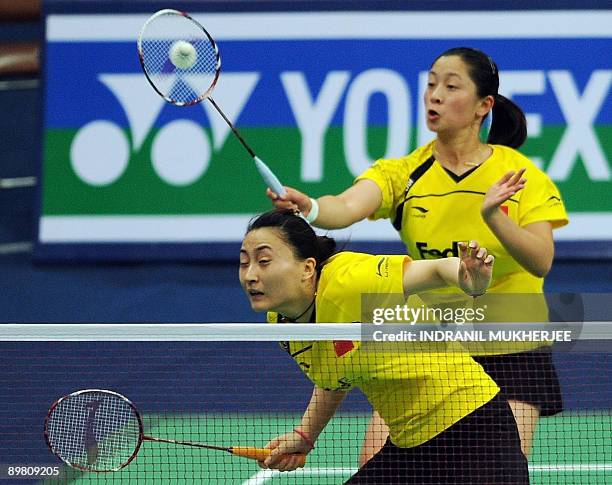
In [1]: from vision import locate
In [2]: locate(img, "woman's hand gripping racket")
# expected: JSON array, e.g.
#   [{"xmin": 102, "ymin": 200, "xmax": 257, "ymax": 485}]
[
  {"xmin": 137, "ymin": 9, "xmax": 286, "ymax": 197},
  {"xmin": 44, "ymin": 389, "xmax": 306, "ymax": 472}
]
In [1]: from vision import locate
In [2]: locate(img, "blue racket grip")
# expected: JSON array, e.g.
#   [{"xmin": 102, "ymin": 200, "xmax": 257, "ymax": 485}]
[{"xmin": 254, "ymin": 156, "xmax": 286, "ymax": 197}]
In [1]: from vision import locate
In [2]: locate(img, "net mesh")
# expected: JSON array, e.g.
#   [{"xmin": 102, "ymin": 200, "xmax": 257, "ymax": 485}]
[
  {"xmin": 1, "ymin": 324, "xmax": 610, "ymax": 484},
  {"xmin": 138, "ymin": 11, "xmax": 219, "ymax": 105}
]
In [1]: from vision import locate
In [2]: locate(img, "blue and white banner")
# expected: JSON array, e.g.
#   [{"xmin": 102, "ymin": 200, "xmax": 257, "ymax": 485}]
[{"xmin": 38, "ymin": 10, "xmax": 612, "ymax": 258}]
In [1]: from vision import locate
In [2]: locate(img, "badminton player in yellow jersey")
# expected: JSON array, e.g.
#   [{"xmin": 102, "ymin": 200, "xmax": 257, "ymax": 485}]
[
  {"xmin": 268, "ymin": 47, "xmax": 568, "ymax": 461},
  {"xmin": 239, "ymin": 209, "xmax": 529, "ymax": 484}
]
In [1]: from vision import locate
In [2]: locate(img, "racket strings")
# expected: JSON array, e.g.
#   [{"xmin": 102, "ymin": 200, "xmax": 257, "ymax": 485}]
[
  {"xmin": 46, "ymin": 391, "xmax": 141, "ymax": 471},
  {"xmin": 139, "ymin": 12, "xmax": 219, "ymax": 105}
]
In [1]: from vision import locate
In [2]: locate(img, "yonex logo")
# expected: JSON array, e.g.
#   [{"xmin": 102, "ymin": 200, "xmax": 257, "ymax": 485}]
[
  {"xmin": 69, "ymin": 73, "xmax": 260, "ymax": 187},
  {"xmin": 67, "ymin": 69, "xmax": 612, "ymax": 190}
]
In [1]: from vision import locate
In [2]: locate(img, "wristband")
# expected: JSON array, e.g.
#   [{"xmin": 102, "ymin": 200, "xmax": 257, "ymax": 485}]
[
  {"xmin": 305, "ymin": 198, "xmax": 319, "ymax": 224},
  {"xmin": 293, "ymin": 428, "xmax": 315, "ymax": 450}
]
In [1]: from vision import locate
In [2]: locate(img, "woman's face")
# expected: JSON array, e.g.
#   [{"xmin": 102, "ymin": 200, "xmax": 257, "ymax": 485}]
[
  {"xmin": 239, "ymin": 227, "xmax": 313, "ymax": 315},
  {"xmin": 424, "ymin": 55, "xmax": 490, "ymax": 135}
]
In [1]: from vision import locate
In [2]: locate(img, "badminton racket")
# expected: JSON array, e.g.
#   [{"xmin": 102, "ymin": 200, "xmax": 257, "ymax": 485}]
[
  {"xmin": 44, "ymin": 389, "xmax": 306, "ymax": 472},
  {"xmin": 137, "ymin": 9, "xmax": 286, "ymax": 196}
]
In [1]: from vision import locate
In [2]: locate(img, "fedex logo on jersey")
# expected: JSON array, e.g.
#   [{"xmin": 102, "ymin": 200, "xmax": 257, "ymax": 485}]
[
  {"xmin": 39, "ymin": 10, "xmax": 612, "ymax": 252},
  {"xmin": 416, "ymin": 241, "xmax": 461, "ymax": 259}
]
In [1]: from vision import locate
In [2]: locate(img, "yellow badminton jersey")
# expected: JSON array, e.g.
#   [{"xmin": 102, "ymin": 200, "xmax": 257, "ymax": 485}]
[
  {"xmin": 356, "ymin": 141, "xmax": 569, "ymax": 352},
  {"xmin": 356, "ymin": 141, "xmax": 568, "ymax": 291},
  {"xmin": 268, "ymin": 252, "xmax": 499, "ymax": 448}
]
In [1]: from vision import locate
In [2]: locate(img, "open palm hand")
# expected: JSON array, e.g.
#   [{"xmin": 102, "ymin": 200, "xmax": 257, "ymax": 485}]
[
  {"xmin": 458, "ymin": 241, "xmax": 494, "ymax": 297},
  {"xmin": 481, "ymin": 169, "xmax": 526, "ymax": 220}
]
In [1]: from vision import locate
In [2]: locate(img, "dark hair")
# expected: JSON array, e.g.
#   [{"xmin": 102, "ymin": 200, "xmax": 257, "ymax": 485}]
[
  {"xmin": 246, "ymin": 209, "xmax": 337, "ymax": 274},
  {"xmin": 433, "ymin": 47, "xmax": 527, "ymax": 148}
]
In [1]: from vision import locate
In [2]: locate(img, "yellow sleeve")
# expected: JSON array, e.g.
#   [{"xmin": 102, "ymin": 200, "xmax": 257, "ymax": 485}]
[
  {"xmin": 318, "ymin": 253, "xmax": 411, "ymax": 324},
  {"xmin": 363, "ymin": 254, "xmax": 410, "ymax": 294},
  {"xmin": 326, "ymin": 253, "xmax": 410, "ymax": 295},
  {"xmin": 354, "ymin": 158, "xmax": 409, "ymax": 221},
  {"xmin": 518, "ymin": 168, "xmax": 569, "ymax": 229}
]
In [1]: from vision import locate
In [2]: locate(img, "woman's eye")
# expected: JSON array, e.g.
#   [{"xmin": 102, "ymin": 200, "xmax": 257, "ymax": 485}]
[
  {"xmin": 259, "ymin": 259, "xmax": 270, "ymax": 265},
  {"xmin": 447, "ymin": 85, "xmax": 457, "ymax": 90}
]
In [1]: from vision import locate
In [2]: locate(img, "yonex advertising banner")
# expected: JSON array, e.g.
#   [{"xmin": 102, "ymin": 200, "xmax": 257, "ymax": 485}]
[{"xmin": 37, "ymin": 10, "xmax": 612, "ymax": 259}]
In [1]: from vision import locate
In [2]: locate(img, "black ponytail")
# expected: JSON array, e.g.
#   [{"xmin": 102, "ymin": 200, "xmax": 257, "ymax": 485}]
[
  {"xmin": 488, "ymin": 94, "xmax": 527, "ymax": 149},
  {"xmin": 315, "ymin": 235, "xmax": 337, "ymax": 267},
  {"xmin": 247, "ymin": 209, "xmax": 337, "ymax": 274}
]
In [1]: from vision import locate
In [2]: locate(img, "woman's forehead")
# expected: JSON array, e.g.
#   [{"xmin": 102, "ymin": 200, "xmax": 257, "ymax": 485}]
[
  {"xmin": 431, "ymin": 55, "xmax": 469, "ymax": 75},
  {"xmin": 242, "ymin": 227, "xmax": 286, "ymax": 251}
]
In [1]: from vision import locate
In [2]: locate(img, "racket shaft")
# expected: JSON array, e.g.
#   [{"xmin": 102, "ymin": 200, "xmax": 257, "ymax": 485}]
[
  {"xmin": 144, "ymin": 435, "xmax": 228, "ymax": 452},
  {"xmin": 207, "ymin": 97, "xmax": 286, "ymax": 195},
  {"xmin": 144, "ymin": 437, "xmax": 306, "ymax": 466},
  {"xmin": 207, "ymin": 97, "xmax": 255, "ymax": 157},
  {"xmin": 231, "ymin": 447, "xmax": 306, "ymax": 467}
]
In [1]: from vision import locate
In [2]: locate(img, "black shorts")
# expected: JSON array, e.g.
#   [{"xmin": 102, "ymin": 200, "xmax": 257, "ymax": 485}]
[
  {"xmin": 473, "ymin": 347, "xmax": 563, "ymax": 416},
  {"xmin": 345, "ymin": 394, "xmax": 529, "ymax": 485}
]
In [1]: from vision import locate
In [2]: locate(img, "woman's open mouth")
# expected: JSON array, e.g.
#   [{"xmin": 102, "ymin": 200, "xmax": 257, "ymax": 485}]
[{"xmin": 427, "ymin": 109, "xmax": 440, "ymax": 121}]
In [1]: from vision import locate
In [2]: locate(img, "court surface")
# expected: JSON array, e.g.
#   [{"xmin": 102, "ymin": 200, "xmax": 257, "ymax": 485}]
[{"xmin": 44, "ymin": 411, "xmax": 611, "ymax": 484}]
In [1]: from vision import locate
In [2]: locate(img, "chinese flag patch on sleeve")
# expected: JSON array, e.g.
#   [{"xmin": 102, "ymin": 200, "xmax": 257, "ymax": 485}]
[{"xmin": 333, "ymin": 340, "xmax": 355, "ymax": 357}]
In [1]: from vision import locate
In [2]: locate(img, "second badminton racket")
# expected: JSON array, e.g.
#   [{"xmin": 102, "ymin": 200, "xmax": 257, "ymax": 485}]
[{"xmin": 45, "ymin": 389, "xmax": 307, "ymax": 472}]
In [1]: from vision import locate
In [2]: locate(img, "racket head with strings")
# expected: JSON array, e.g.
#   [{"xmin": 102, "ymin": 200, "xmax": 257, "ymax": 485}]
[
  {"xmin": 137, "ymin": 10, "xmax": 288, "ymax": 196},
  {"xmin": 137, "ymin": 9, "xmax": 221, "ymax": 106},
  {"xmin": 44, "ymin": 389, "xmax": 144, "ymax": 472}
]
